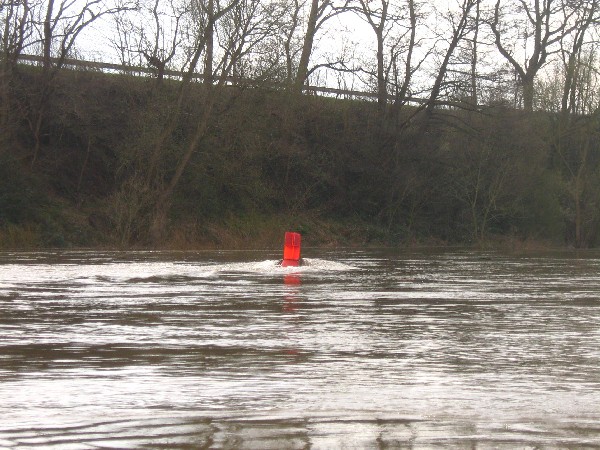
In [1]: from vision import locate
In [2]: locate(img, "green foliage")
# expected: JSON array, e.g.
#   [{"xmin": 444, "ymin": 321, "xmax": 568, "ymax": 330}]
[
  {"xmin": 3, "ymin": 67, "xmax": 600, "ymax": 248},
  {"xmin": 520, "ymin": 172, "xmax": 565, "ymax": 241},
  {"xmin": 0, "ymin": 155, "xmax": 47, "ymax": 226},
  {"xmin": 0, "ymin": 155, "xmax": 84, "ymax": 248}
]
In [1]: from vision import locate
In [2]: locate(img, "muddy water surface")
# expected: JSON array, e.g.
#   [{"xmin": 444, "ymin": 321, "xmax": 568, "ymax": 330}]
[{"xmin": 0, "ymin": 248, "xmax": 599, "ymax": 448}]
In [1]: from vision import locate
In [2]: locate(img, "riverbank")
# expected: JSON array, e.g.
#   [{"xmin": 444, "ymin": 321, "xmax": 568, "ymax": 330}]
[
  {"xmin": 0, "ymin": 208, "xmax": 561, "ymax": 252},
  {"xmin": 0, "ymin": 209, "xmax": 417, "ymax": 250},
  {"xmin": 1, "ymin": 68, "xmax": 596, "ymax": 249}
]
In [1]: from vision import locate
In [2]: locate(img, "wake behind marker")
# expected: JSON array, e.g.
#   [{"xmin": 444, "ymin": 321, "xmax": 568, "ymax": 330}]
[{"xmin": 281, "ymin": 231, "xmax": 302, "ymax": 267}]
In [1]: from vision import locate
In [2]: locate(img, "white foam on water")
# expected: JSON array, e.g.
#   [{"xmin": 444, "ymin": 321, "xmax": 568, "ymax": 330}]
[
  {"xmin": 3, "ymin": 249, "xmax": 600, "ymax": 448},
  {"xmin": 301, "ymin": 258, "xmax": 358, "ymax": 272},
  {"xmin": 213, "ymin": 258, "xmax": 358, "ymax": 275},
  {"xmin": 0, "ymin": 251, "xmax": 361, "ymax": 290}
]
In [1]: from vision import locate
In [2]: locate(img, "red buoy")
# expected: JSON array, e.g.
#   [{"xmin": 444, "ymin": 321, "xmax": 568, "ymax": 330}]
[{"xmin": 281, "ymin": 232, "xmax": 301, "ymax": 267}]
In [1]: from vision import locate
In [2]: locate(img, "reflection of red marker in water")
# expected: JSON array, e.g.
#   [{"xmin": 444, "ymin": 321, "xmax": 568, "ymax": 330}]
[
  {"xmin": 284, "ymin": 274, "xmax": 301, "ymax": 285},
  {"xmin": 281, "ymin": 232, "xmax": 301, "ymax": 267}
]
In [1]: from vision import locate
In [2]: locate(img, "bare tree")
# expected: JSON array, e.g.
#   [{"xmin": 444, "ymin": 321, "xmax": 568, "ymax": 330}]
[
  {"xmin": 354, "ymin": 0, "xmax": 390, "ymax": 109},
  {"xmin": 489, "ymin": 0, "xmax": 580, "ymax": 111},
  {"xmin": 202, "ymin": 0, "xmax": 214, "ymax": 83},
  {"xmin": 36, "ymin": 0, "xmax": 137, "ymax": 72},
  {"xmin": 559, "ymin": 0, "xmax": 599, "ymax": 115},
  {"xmin": 1, "ymin": 0, "xmax": 32, "ymax": 139},
  {"xmin": 448, "ymin": 131, "xmax": 518, "ymax": 242},
  {"xmin": 294, "ymin": 0, "xmax": 320, "ymax": 91},
  {"xmin": 424, "ymin": 0, "xmax": 477, "ymax": 116},
  {"xmin": 111, "ymin": 7, "xmax": 139, "ymax": 67},
  {"xmin": 140, "ymin": 0, "xmax": 185, "ymax": 83},
  {"xmin": 283, "ymin": 0, "xmax": 301, "ymax": 84},
  {"xmin": 392, "ymin": 0, "xmax": 418, "ymax": 108},
  {"xmin": 144, "ymin": 0, "xmax": 240, "ymax": 187},
  {"xmin": 292, "ymin": 0, "xmax": 350, "ymax": 93},
  {"xmin": 376, "ymin": 0, "xmax": 477, "ymax": 232},
  {"xmin": 111, "ymin": 0, "xmax": 186, "ymax": 78},
  {"xmin": 29, "ymin": 0, "xmax": 137, "ymax": 165},
  {"xmin": 437, "ymin": 0, "xmax": 498, "ymax": 108},
  {"xmin": 352, "ymin": 0, "xmax": 422, "ymax": 112},
  {"xmin": 552, "ymin": 97, "xmax": 600, "ymax": 247},
  {"xmin": 1, "ymin": 0, "xmax": 32, "ymax": 68},
  {"xmin": 142, "ymin": 0, "xmax": 284, "ymax": 239},
  {"xmin": 470, "ymin": 0, "xmax": 480, "ymax": 104},
  {"xmin": 547, "ymin": 0, "xmax": 600, "ymax": 246}
]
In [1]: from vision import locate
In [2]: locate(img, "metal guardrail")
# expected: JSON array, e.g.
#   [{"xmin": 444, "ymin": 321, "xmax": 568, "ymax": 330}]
[{"xmin": 16, "ymin": 54, "xmax": 427, "ymax": 104}]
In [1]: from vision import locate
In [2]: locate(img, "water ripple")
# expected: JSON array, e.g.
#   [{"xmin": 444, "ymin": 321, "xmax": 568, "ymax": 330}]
[{"xmin": 1, "ymin": 248, "xmax": 600, "ymax": 446}]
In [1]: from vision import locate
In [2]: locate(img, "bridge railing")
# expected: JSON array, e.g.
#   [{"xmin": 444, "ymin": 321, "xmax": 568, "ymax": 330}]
[{"xmin": 16, "ymin": 54, "xmax": 428, "ymax": 106}]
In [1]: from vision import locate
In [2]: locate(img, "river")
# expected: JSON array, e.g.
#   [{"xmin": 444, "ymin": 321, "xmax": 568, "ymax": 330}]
[{"xmin": 0, "ymin": 248, "xmax": 599, "ymax": 448}]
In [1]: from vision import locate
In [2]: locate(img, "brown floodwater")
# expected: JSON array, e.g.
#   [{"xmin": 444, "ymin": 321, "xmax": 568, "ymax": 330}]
[{"xmin": 0, "ymin": 248, "xmax": 599, "ymax": 448}]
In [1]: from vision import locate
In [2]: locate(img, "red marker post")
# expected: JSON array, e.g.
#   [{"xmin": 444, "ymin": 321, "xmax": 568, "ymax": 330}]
[{"xmin": 281, "ymin": 232, "xmax": 301, "ymax": 267}]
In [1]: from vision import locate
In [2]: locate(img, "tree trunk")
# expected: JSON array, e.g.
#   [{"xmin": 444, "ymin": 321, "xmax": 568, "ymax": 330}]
[
  {"xmin": 424, "ymin": 0, "xmax": 474, "ymax": 121},
  {"xmin": 522, "ymin": 75, "xmax": 534, "ymax": 111},
  {"xmin": 31, "ymin": 0, "xmax": 55, "ymax": 166},
  {"xmin": 470, "ymin": 0, "xmax": 479, "ymax": 105},
  {"xmin": 43, "ymin": 0, "xmax": 54, "ymax": 72},
  {"xmin": 77, "ymin": 135, "xmax": 92, "ymax": 197},
  {"xmin": 149, "ymin": 96, "xmax": 215, "ymax": 241},
  {"xmin": 31, "ymin": 112, "xmax": 45, "ymax": 166},
  {"xmin": 149, "ymin": 192, "xmax": 171, "ymax": 242},
  {"xmin": 204, "ymin": 0, "xmax": 214, "ymax": 85},
  {"xmin": 376, "ymin": 29, "xmax": 386, "ymax": 110},
  {"xmin": 574, "ymin": 187, "xmax": 582, "ymax": 248},
  {"xmin": 0, "ymin": 63, "xmax": 12, "ymax": 142},
  {"xmin": 0, "ymin": 1, "xmax": 29, "ymax": 139},
  {"xmin": 293, "ymin": 0, "xmax": 319, "ymax": 93}
]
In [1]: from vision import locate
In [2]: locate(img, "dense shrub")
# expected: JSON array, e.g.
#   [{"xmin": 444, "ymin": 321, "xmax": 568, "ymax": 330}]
[{"xmin": 0, "ymin": 68, "xmax": 597, "ymax": 247}]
